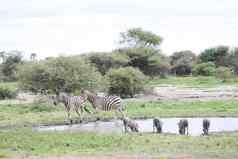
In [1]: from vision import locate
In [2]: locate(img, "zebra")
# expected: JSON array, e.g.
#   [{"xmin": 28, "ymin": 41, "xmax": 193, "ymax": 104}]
[
  {"xmin": 122, "ymin": 116, "xmax": 139, "ymax": 132},
  {"xmin": 153, "ymin": 118, "xmax": 163, "ymax": 133},
  {"xmin": 81, "ymin": 90, "xmax": 124, "ymax": 117},
  {"xmin": 51, "ymin": 92, "xmax": 88, "ymax": 124},
  {"xmin": 178, "ymin": 119, "xmax": 189, "ymax": 135},
  {"xmin": 203, "ymin": 119, "xmax": 210, "ymax": 135}
]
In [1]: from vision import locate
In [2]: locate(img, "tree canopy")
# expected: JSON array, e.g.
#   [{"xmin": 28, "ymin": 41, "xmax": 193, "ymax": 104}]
[{"xmin": 120, "ymin": 28, "xmax": 163, "ymax": 47}]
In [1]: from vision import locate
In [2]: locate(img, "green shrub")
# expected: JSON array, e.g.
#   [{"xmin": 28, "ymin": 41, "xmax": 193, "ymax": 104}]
[
  {"xmin": 216, "ymin": 66, "xmax": 233, "ymax": 82},
  {"xmin": 18, "ymin": 56, "xmax": 107, "ymax": 93},
  {"xmin": 107, "ymin": 67, "xmax": 147, "ymax": 98},
  {"xmin": 192, "ymin": 62, "xmax": 216, "ymax": 76},
  {"xmin": 88, "ymin": 52, "xmax": 129, "ymax": 75},
  {"xmin": 0, "ymin": 87, "xmax": 17, "ymax": 99}
]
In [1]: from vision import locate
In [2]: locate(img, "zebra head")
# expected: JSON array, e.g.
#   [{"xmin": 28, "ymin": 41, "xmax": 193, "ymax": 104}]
[
  {"xmin": 50, "ymin": 92, "xmax": 69, "ymax": 106},
  {"xmin": 48, "ymin": 95, "xmax": 58, "ymax": 106},
  {"xmin": 81, "ymin": 89, "xmax": 95, "ymax": 101}
]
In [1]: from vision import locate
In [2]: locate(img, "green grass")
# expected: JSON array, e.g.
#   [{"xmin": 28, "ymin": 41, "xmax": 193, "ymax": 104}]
[
  {"xmin": 147, "ymin": 76, "xmax": 238, "ymax": 87},
  {"xmin": 0, "ymin": 129, "xmax": 238, "ymax": 158},
  {"xmin": 124, "ymin": 99, "xmax": 238, "ymax": 118},
  {"xmin": 0, "ymin": 82, "xmax": 18, "ymax": 91},
  {"xmin": 1, "ymin": 100, "xmax": 238, "ymax": 128}
]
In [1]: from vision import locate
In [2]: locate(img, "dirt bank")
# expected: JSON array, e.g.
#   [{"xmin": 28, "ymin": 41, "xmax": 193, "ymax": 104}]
[{"xmin": 141, "ymin": 85, "xmax": 238, "ymax": 101}]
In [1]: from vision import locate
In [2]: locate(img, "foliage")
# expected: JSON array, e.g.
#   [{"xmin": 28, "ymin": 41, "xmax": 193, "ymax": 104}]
[
  {"xmin": 18, "ymin": 56, "xmax": 106, "ymax": 93},
  {"xmin": 216, "ymin": 66, "xmax": 233, "ymax": 82},
  {"xmin": 106, "ymin": 67, "xmax": 147, "ymax": 98},
  {"xmin": 87, "ymin": 52, "xmax": 129, "ymax": 75},
  {"xmin": 192, "ymin": 62, "xmax": 216, "ymax": 76},
  {"xmin": 0, "ymin": 87, "xmax": 17, "ymax": 99},
  {"xmin": 1, "ymin": 51, "xmax": 23, "ymax": 81},
  {"xmin": 170, "ymin": 50, "xmax": 196, "ymax": 75},
  {"xmin": 118, "ymin": 47, "xmax": 170, "ymax": 76},
  {"xmin": 119, "ymin": 27, "xmax": 163, "ymax": 47},
  {"xmin": 199, "ymin": 46, "xmax": 229, "ymax": 66},
  {"xmin": 226, "ymin": 47, "xmax": 238, "ymax": 74}
]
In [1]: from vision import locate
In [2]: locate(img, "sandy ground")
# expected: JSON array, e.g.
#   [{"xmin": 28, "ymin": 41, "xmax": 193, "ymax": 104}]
[
  {"xmin": 10, "ymin": 152, "xmax": 155, "ymax": 159},
  {"xmin": 0, "ymin": 93, "xmax": 44, "ymax": 105},
  {"xmin": 1, "ymin": 85, "xmax": 238, "ymax": 105},
  {"xmin": 141, "ymin": 85, "xmax": 238, "ymax": 101}
]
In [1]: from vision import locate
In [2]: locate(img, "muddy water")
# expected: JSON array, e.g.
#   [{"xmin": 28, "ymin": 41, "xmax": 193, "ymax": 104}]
[{"xmin": 36, "ymin": 117, "xmax": 238, "ymax": 136}]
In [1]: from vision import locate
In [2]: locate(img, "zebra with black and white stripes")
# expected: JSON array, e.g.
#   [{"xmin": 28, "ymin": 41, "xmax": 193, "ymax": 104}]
[
  {"xmin": 81, "ymin": 90, "xmax": 124, "ymax": 117},
  {"xmin": 51, "ymin": 92, "xmax": 88, "ymax": 124}
]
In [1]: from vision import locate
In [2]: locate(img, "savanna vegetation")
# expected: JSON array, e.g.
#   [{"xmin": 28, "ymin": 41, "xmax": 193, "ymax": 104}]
[{"xmin": 0, "ymin": 28, "xmax": 238, "ymax": 159}]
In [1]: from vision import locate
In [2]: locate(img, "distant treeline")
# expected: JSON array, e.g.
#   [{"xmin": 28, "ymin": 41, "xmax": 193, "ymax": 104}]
[{"xmin": 0, "ymin": 28, "xmax": 237, "ymax": 97}]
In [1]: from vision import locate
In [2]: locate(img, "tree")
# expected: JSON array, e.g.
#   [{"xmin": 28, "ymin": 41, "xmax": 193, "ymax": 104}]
[
  {"xmin": 170, "ymin": 50, "xmax": 197, "ymax": 76},
  {"xmin": 216, "ymin": 66, "xmax": 233, "ymax": 82},
  {"xmin": 107, "ymin": 67, "xmax": 147, "ymax": 98},
  {"xmin": 117, "ymin": 47, "xmax": 170, "ymax": 76},
  {"xmin": 199, "ymin": 46, "xmax": 229, "ymax": 66},
  {"xmin": 120, "ymin": 28, "xmax": 163, "ymax": 47},
  {"xmin": 88, "ymin": 52, "xmax": 129, "ymax": 75},
  {"xmin": 0, "ymin": 51, "xmax": 6, "ymax": 63},
  {"xmin": 226, "ymin": 47, "xmax": 238, "ymax": 74},
  {"xmin": 2, "ymin": 51, "xmax": 23, "ymax": 81}
]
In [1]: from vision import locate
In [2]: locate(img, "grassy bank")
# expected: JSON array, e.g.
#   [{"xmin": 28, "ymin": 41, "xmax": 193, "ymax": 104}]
[
  {"xmin": 147, "ymin": 76, "xmax": 238, "ymax": 87},
  {"xmin": 1, "ymin": 99, "xmax": 238, "ymax": 127},
  {"xmin": 0, "ymin": 129, "xmax": 238, "ymax": 159}
]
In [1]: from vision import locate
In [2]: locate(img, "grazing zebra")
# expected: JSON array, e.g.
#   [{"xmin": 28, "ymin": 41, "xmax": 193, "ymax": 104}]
[
  {"xmin": 51, "ymin": 92, "xmax": 88, "ymax": 124},
  {"xmin": 81, "ymin": 90, "xmax": 124, "ymax": 116},
  {"xmin": 122, "ymin": 117, "xmax": 139, "ymax": 132},
  {"xmin": 178, "ymin": 119, "xmax": 189, "ymax": 135},
  {"xmin": 203, "ymin": 119, "xmax": 210, "ymax": 135},
  {"xmin": 153, "ymin": 118, "xmax": 163, "ymax": 133}
]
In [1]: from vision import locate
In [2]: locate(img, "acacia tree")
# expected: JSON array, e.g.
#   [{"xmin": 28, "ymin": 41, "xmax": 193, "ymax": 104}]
[
  {"xmin": 117, "ymin": 28, "xmax": 169, "ymax": 77},
  {"xmin": 120, "ymin": 27, "xmax": 163, "ymax": 47}
]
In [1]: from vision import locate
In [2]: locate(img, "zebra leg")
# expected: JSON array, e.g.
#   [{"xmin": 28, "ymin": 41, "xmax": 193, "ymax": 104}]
[
  {"xmin": 65, "ymin": 105, "xmax": 72, "ymax": 124},
  {"xmin": 80, "ymin": 106, "xmax": 84, "ymax": 123},
  {"xmin": 74, "ymin": 106, "xmax": 83, "ymax": 123},
  {"xmin": 67, "ymin": 110, "xmax": 72, "ymax": 124},
  {"xmin": 123, "ymin": 121, "xmax": 128, "ymax": 133}
]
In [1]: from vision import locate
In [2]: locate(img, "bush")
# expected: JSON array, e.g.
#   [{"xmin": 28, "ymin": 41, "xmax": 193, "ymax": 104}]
[
  {"xmin": 170, "ymin": 50, "xmax": 197, "ymax": 76},
  {"xmin": 18, "ymin": 56, "xmax": 107, "ymax": 93},
  {"xmin": 0, "ymin": 87, "xmax": 17, "ymax": 99},
  {"xmin": 1, "ymin": 51, "xmax": 23, "ymax": 81},
  {"xmin": 192, "ymin": 62, "xmax": 216, "ymax": 76},
  {"xmin": 216, "ymin": 66, "xmax": 233, "ymax": 82},
  {"xmin": 106, "ymin": 67, "xmax": 147, "ymax": 98},
  {"xmin": 88, "ymin": 52, "xmax": 129, "ymax": 75}
]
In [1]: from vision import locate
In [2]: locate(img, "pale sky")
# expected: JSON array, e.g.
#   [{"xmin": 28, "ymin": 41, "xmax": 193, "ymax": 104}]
[{"xmin": 1, "ymin": 0, "xmax": 238, "ymax": 58}]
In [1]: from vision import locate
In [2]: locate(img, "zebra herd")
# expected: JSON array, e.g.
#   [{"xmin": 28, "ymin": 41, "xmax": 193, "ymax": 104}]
[
  {"xmin": 49, "ymin": 90, "xmax": 210, "ymax": 135},
  {"xmin": 50, "ymin": 90, "xmax": 124, "ymax": 124}
]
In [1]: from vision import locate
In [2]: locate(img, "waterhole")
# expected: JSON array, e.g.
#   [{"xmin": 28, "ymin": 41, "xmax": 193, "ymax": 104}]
[{"xmin": 36, "ymin": 117, "xmax": 238, "ymax": 136}]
